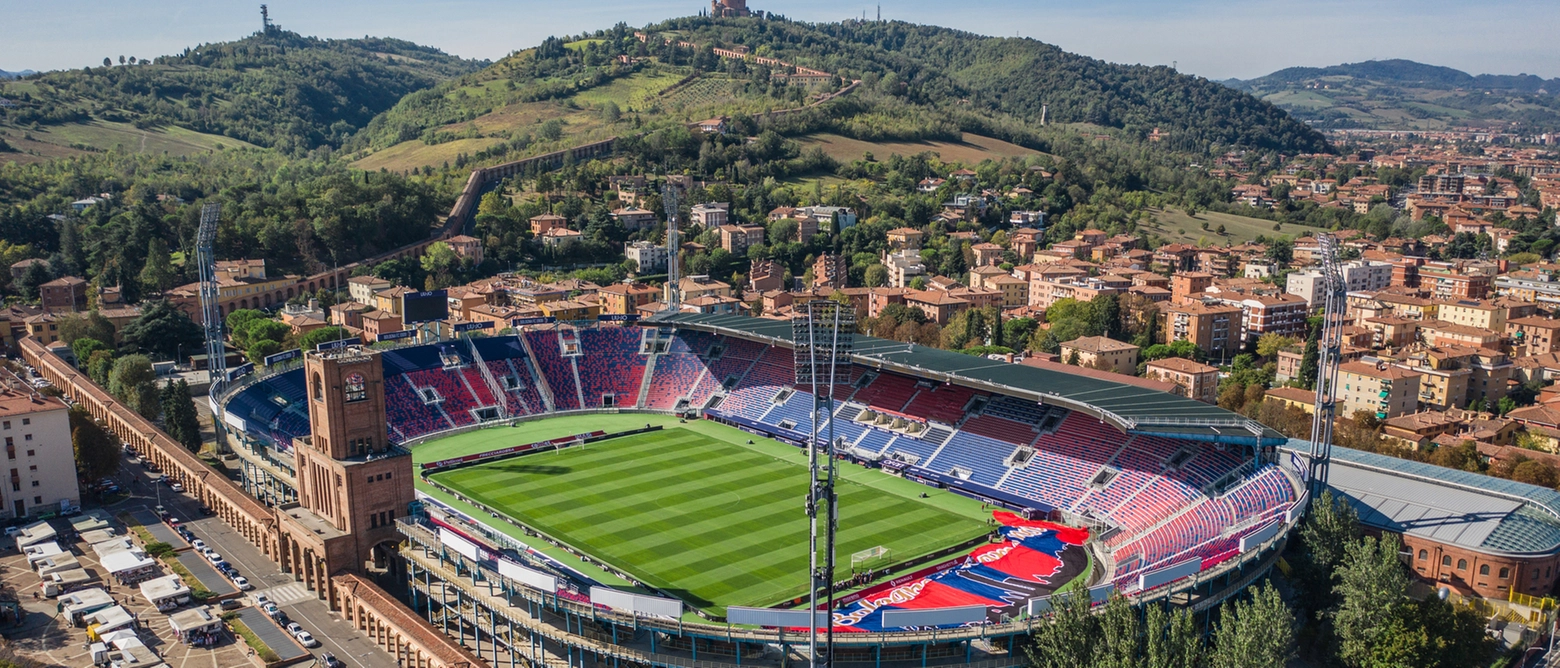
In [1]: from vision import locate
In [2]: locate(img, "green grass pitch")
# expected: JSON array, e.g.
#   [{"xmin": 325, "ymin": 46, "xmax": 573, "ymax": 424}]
[{"xmin": 429, "ymin": 425, "xmax": 991, "ymax": 616}]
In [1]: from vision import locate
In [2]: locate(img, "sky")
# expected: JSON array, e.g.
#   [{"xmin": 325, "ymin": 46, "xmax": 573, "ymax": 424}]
[{"xmin": 2, "ymin": 0, "xmax": 1557, "ymax": 81}]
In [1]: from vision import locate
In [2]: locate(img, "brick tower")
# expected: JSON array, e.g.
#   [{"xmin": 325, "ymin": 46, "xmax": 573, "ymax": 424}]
[{"xmin": 278, "ymin": 345, "xmax": 413, "ymax": 607}]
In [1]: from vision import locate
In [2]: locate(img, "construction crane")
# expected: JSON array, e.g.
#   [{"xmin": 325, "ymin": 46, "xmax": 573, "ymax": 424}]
[
  {"xmin": 1307, "ymin": 232, "xmax": 1346, "ymax": 495},
  {"xmin": 661, "ymin": 183, "xmax": 682, "ymax": 310}
]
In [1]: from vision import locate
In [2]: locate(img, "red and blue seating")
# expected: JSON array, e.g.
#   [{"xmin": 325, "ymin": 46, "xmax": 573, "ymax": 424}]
[
  {"xmin": 852, "ymin": 373, "xmax": 919, "ymax": 413},
  {"xmin": 524, "ymin": 331, "xmax": 581, "ymax": 410},
  {"xmin": 645, "ymin": 354, "xmax": 705, "ymax": 409},
  {"xmin": 576, "ymin": 328, "xmax": 648, "ymax": 408}
]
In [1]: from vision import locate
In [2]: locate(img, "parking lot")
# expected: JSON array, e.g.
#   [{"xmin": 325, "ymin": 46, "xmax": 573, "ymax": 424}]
[{"xmin": 0, "ymin": 442, "xmax": 396, "ymax": 667}]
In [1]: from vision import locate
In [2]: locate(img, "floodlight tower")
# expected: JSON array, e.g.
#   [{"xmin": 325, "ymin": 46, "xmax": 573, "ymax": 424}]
[
  {"xmin": 1307, "ymin": 232, "xmax": 1346, "ymax": 494},
  {"xmin": 661, "ymin": 183, "xmax": 682, "ymax": 310},
  {"xmin": 793, "ymin": 300, "xmax": 854, "ymax": 668},
  {"xmin": 196, "ymin": 203, "xmax": 230, "ymax": 452}
]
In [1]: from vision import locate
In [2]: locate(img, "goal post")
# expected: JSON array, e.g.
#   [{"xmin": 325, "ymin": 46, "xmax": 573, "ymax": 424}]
[{"xmin": 850, "ymin": 546, "xmax": 892, "ymax": 574}]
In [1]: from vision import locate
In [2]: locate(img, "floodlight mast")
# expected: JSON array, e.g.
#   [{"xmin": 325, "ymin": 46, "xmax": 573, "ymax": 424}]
[
  {"xmin": 1308, "ymin": 232, "xmax": 1346, "ymax": 495},
  {"xmin": 794, "ymin": 301, "xmax": 853, "ymax": 668},
  {"xmin": 196, "ymin": 203, "xmax": 229, "ymax": 453},
  {"xmin": 662, "ymin": 184, "xmax": 681, "ymax": 310}
]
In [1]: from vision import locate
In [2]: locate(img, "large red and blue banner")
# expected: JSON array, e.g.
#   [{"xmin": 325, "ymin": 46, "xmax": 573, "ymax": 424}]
[{"xmin": 827, "ymin": 512, "xmax": 1088, "ymax": 632}]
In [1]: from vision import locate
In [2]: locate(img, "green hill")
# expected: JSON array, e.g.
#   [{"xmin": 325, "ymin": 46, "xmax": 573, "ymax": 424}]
[
  {"xmin": 1229, "ymin": 59, "xmax": 1560, "ymax": 132},
  {"xmin": 0, "ymin": 29, "xmax": 486, "ymax": 153}
]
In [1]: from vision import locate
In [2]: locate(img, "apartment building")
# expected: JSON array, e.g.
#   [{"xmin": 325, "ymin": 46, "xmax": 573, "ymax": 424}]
[
  {"xmin": 1162, "ymin": 301, "xmax": 1242, "ymax": 363},
  {"xmin": 1437, "ymin": 299, "xmax": 1506, "ymax": 331},
  {"xmin": 1144, "ymin": 357, "xmax": 1219, "ymax": 404},
  {"xmin": 0, "ymin": 385, "xmax": 78, "ymax": 520},
  {"xmin": 1339, "ymin": 361, "xmax": 1422, "ymax": 419},
  {"xmin": 1507, "ymin": 317, "xmax": 1560, "ymax": 357},
  {"xmin": 1227, "ymin": 293, "xmax": 1309, "ymax": 347},
  {"xmin": 1059, "ymin": 336, "xmax": 1140, "ymax": 375},
  {"xmin": 883, "ymin": 250, "xmax": 927, "ymax": 288}
]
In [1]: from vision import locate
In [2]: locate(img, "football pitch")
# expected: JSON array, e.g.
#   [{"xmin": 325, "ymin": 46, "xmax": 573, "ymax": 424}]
[{"xmin": 428, "ymin": 423, "xmax": 991, "ymax": 616}]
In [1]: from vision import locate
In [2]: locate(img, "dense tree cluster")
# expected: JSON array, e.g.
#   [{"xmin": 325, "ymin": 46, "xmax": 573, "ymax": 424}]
[{"xmin": 0, "ymin": 31, "xmax": 485, "ymax": 151}]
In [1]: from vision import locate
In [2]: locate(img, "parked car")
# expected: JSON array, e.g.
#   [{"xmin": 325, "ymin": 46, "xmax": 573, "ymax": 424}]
[
  {"xmin": 190, "ymin": 539, "xmax": 206, "ymax": 552},
  {"xmin": 320, "ymin": 653, "xmax": 345, "ymax": 668},
  {"xmin": 253, "ymin": 594, "xmax": 270, "ymax": 606},
  {"xmin": 288, "ymin": 624, "xmax": 318, "ymax": 648},
  {"xmin": 169, "ymin": 482, "xmax": 183, "ymax": 493},
  {"xmin": 205, "ymin": 553, "xmax": 224, "ymax": 566},
  {"xmin": 220, "ymin": 599, "xmax": 245, "ymax": 611},
  {"xmin": 197, "ymin": 505, "xmax": 212, "ymax": 516},
  {"xmin": 232, "ymin": 576, "xmax": 252, "ymax": 590},
  {"xmin": 262, "ymin": 602, "xmax": 280, "ymax": 617}
]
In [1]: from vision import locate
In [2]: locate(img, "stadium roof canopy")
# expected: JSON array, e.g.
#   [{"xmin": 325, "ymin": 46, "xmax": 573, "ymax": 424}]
[
  {"xmin": 1285, "ymin": 441, "xmax": 1560, "ymax": 557},
  {"xmin": 648, "ymin": 312, "xmax": 1286, "ymax": 447}
]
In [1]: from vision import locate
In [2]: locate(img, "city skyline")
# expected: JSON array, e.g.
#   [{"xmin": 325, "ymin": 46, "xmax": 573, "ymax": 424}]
[{"xmin": 2, "ymin": 0, "xmax": 1557, "ymax": 81}]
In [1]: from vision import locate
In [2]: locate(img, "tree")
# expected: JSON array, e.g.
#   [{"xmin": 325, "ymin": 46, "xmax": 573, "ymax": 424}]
[
  {"xmin": 298, "ymin": 326, "xmax": 350, "ymax": 350},
  {"xmin": 1255, "ymin": 333, "xmax": 1294, "ymax": 359},
  {"xmin": 1208, "ymin": 582, "xmax": 1294, "ymax": 668},
  {"xmin": 103, "ymin": 57, "xmax": 112, "ymax": 68},
  {"xmin": 1092, "ymin": 594, "xmax": 1141, "ymax": 668},
  {"xmin": 160, "ymin": 380, "xmax": 202, "ymax": 454},
  {"xmin": 1026, "ymin": 581, "xmax": 1097, "ymax": 668},
  {"xmin": 238, "ymin": 319, "xmax": 289, "ymax": 350},
  {"xmin": 601, "ymin": 101, "xmax": 621, "ymax": 123},
  {"xmin": 1334, "ymin": 534, "xmax": 1412, "ymax": 668},
  {"xmin": 225, "ymin": 309, "xmax": 266, "ymax": 342},
  {"xmin": 58, "ymin": 311, "xmax": 116, "ymax": 347},
  {"xmin": 108, "ymin": 354, "xmax": 160, "ymax": 419},
  {"xmin": 69, "ymin": 407, "xmax": 119, "ymax": 482},
  {"xmin": 1295, "ymin": 490, "xmax": 1360, "ymax": 615},
  {"xmin": 863, "ymin": 264, "xmax": 888, "ymax": 287},
  {"xmin": 1144, "ymin": 603, "xmax": 1202, "ymax": 668},
  {"xmin": 86, "ymin": 350, "xmax": 115, "ymax": 387},
  {"xmin": 138, "ymin": 237, "xmax": 176, "ymax": 293},
  {"xmin": 1299, "ymin": 322, "xmax": 1320, "ymax": 390},
  {"xmin": 16, "ymin": 260, "xmax": 51, "ymax": 301},
  {"xmin": 247, "ymin": 339, "xmax": 283, "ymax": 366},
  {"xmin": 421, "ymin": 241, "xmax": 459, "ymax": 289},
  {"xmin": 120, "ymin": 300, "xmax": 204, "ymax": 359},
  {"xmin": 70, "ymin": 337, "xmax": 109, "ymax": 367}
]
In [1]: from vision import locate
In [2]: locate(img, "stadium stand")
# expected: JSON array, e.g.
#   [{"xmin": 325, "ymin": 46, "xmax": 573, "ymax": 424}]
[
  {"xmin": 576, "ymin": 328, "xmax": 649, "ymax": 408},
  {"xmin": 959, "ymin": 415, "xmax": 1038, "ymax": 446},
  {"xmin": 406, "ymin": 369, "xmax": 478, "ymax": 426},
  {"xmin": 222, "ymin": 324, "xmax": 1298, "ymax": 604},
  {"xmin": 524, "ymin": 330, "xmax": 581, "ymax": 410},
  {"xmin": 384, "ymin": 374, "xmax": 453, "ymax": 438},
  {"xmin": 852, "ymin": 373, "xmax": 920, "ymax": 413},
  {"xmin": 645, "ymin": 353, "xmax": 705, "ymax": 410},
  {"xmin": 925, "ymin": 430, "xmax": 1012, "ymax": 486},
  {"xmin": 903, "ymin": 383, "xmax": 983, "ymax": 425}
]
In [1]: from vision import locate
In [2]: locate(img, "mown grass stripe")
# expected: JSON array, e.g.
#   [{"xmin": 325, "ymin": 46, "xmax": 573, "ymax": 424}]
[{"xmin": 431, "ymin": 426, "xmax": 990, "ymax": 613}]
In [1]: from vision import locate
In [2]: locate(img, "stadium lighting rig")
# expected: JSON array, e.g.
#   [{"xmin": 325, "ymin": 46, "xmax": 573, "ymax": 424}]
[{"xmin": 792, "ymin": 300, "xmax": 855, "ymax": 668}]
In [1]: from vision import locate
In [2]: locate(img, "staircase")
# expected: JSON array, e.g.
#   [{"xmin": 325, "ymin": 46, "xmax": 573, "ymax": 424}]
[
  {"xmin": 514, "ymin": 332, "xmax": 556, "ymax": 412},
  {"xmin": 635, "ymin": 355, "xmax": 657, "ymax": 408},
  {"xmin": 467, "ymin": 338, "xmax": 510, "ymax": 418}
]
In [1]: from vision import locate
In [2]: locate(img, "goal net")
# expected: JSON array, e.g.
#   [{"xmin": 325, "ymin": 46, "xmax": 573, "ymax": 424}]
[{"xmin": 851, "ymin": 546, "xmax": 892, "ymax": 573}]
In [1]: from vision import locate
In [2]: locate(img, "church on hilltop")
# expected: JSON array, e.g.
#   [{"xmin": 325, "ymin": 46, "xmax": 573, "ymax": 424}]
[{"xmin": 709, "ymin": 0, "xmax": 751, "ymax": 17}]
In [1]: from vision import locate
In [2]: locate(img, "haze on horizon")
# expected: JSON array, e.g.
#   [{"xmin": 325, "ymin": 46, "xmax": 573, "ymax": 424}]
[{"xmin": 2, "ymin": 0, "xmax": 1556, "ymax": 81}]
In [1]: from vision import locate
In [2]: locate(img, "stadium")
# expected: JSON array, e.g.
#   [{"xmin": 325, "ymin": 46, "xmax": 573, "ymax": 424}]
[{"xmin": 220, "ymin": 312, "xmax": 1304, "ymax": 667}]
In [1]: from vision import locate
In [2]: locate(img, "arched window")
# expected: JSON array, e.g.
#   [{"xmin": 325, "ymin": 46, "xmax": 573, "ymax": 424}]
[
  {"xmin": 1480, "ymin": 565, "xmax": 1490, "ymax": 576},
  {"xmin": 311, "ymin": 372, "xmax": 323, "ymax": 401},
  {"xmin": 1500, "ymin": 567, "xmax": 1510, "ymax": 579},
  {"xmin": 1418, "ymin": 549, "xmax": 1428, "ymax": 560},
  {"xmin": 1457, "ymin": 559, "xmax": 1467, "ymax": 570},
  {"xmin": 1442, "ymin": 555, "xmax": 1452, "ymax": 567}
]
